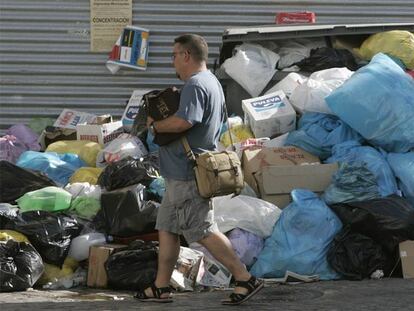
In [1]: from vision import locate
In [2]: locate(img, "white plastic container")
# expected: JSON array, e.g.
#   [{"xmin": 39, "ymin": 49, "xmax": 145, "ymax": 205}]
[
  {"xmin": 67, "ymin": 233, "xmax": 107, "ymax": 262},
  {"xmin": 242, "ymin": 90, "xmax": 296, "ymax": 139}
]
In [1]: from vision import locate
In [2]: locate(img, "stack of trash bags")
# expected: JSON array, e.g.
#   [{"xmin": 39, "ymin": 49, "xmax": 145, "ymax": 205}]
[{"xmin": 218, "ymin": 30, "xmax": 414, "ymax": 282}]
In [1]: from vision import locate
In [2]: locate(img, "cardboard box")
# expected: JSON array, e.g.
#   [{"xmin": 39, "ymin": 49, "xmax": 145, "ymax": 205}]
[
  {"xmin": 242, "ymin": 146, "xmax": 320, "ymax": 193},
  {"xmin": 242, "ymin": 90, "xmax": 296, "ymax": 138},
  {"xmin": 399, "ymin": 240, "xmax": 414, "ymax": 279},
  {"xmin": 77, "ymin": 121, "xmax": 123, "ymax": 145},
  {"xmin": 53, "ymin": 109, "xmax": 97, "ymax": 130},
  {"xmin": 87, "ymin": 244, "xmax": 126, "ymax": 288},
  {"xmin": 255, "ymin": 163, "xmax": 338, "ymax": 208}
]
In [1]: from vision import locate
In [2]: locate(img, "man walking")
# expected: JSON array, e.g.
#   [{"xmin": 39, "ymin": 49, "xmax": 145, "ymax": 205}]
[{"xmin": 135, "ymin": 34, "xmax": 264, "ymax": 305}]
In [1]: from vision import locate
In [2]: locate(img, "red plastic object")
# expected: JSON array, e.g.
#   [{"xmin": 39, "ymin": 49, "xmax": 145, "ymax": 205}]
[
  {"xmin": 276, "ymin": 12, "xmax": 316, "ymax": 24},
  {"xmin": 407, "ymin": 70, "xmax": 414, "ymax": 79}
]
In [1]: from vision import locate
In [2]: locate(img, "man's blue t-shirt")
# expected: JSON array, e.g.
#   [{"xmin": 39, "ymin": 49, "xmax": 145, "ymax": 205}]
[{"xmin": 159, "ymin": 70, "xmax": 224, "ymax": 180}]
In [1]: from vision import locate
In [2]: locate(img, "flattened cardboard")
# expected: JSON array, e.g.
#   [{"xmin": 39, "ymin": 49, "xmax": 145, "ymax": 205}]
[
  {"xmin": 87, "ymin": 244, "xmax": 126, "ymax": 288},
  {"xmin": 399, "ymin": 240, "xmax": 414, "ymax": 279}
]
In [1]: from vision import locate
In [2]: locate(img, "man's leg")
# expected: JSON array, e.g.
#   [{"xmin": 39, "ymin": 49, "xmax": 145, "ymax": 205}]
[
  {"xmin": 198, "ymin": 231, "xmax": 251, "ymax": 295},
  {"xmin": 144, "ymin": 230, "xmax": 180, "ymax": 298}
]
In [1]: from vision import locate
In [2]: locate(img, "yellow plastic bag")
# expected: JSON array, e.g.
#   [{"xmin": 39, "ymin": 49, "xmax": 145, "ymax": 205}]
[
  {"xmin": 36, "ymin": 257, "xmax": 79, "ymax": 286},
  {"xmin": 0, "ymin": 230, "xmax": 29, "ymax": 243},
  {"xmin": 220, "ymin": 125, "xmax": 254, "ymax": 147},
  {"xmin": 355, "ymin": 30, "xmax": 414, "ymax": 69},
  {"xmin": 69, "ymin": 167, "xmax": 103, "ymax": 185},
  {"xmin": 46, "ymin": 140, "xmax": 102, "ymax": 167}
]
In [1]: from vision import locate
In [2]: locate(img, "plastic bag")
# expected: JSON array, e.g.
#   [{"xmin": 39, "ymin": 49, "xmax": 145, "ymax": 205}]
[
  {"xmin": 105, "ymin": 240, "xmax": 158, "ymax": 290},
  {"xmin": 69, "ymin": 167, "xmax": 103, "ymax": 185},
  {"xmin": 98, "ymin": 156, "xmax": 159, "ymax": 191},
  {"xmin": 0, "ymin": 161, "xmax": 56, "ymax": 204},
  {"xmin": 6, "ymin": 124, "xmax": 41, "ymax": 151},
  {"xmin": 97, "ymin": 184, "xmax": 158, "ymax": 237},
  {"xmin": 326, "ymin": 53, "xmax": 414, "ymax": 153},
  {"xmin": 222, "ymin": 43, "xmax": 280, "ymax": 97},
  {"xmin": 16, "ymin": 151, "xmax": 86, "ymax": 186},
  {"xmin": 0, "ymin": 204, "xmax": 19, "ymax": 228},
  {"xmin": 330, "ymin": 195, "xmax": 414, "ymax": 253},
  {"xmin": 28, "ymin": 118, "xmax": 55, "ymax": 135},
  {"xmin": 285, "ymin": 113, "xmax": 363, "ymax": 160},
  {"xmin": 294, "ymin": 47, "xmax": 358, "ymax": 72},
  {"xmin": 227, "ymin": 228, "xmax": 264, "ymax": 267},
  {"xmin": 64, "ymin": 182, "xmax": 102, "ymax": 200},
  {"xmin": 96, "ymin": 134, "xmax": 148, "ymax": 167},
  {"xmin": 46, "ymin": 140, "xmax": 102, "ymax": 167},
  {"xmin": 387, "ymin": 152, "xmax": 414, "ymax": 207},
  {"xmin": 36, "ymin": 257, "xmax": 79, "ymax": 286},
  {"xmin": 327, "ymin": 229, "xmax": 391, "ymax": 280},
  {"xmin": 220, "ymin": 125, "xmax": 254, "ymax": 148},
  {"xmin": 16, "ymin": 186, "xmax": 72, "ymax": 213},
  {"xmin": 148, "ymin": 177, "xmax": 165, "ymax": 202},
  {"xmin": 0, "ymin": 230, "xmax": 29, "ymax": 243},
  {"xmin": 289, "ymin": 67, "xmax": 354, "ymax": 114},
  {"xmin": 0, "ymin": 135, "xmax": 28, "ymax": 164},
  {"xmin": 69, "ymin": 197, "xmax": 101, "ymax": 221},
  {"xmin": 0, "ymin": 240, "xmax": 44, "ymax": 292},
  {"xmin": 323, "ymin": 162, "xmax": 381, "ymax": 205},
  {"xmin": 277, "ymin": 38, "xmax": 326, "ymax": 69},
  {"xmin": 67, "ymin": 233, "xmax": 106, "ymax": 261},
  {"xmin": 250, "ymin": 189, "xmax": 342, "ymax": 280},
  {"xmin": 4, "ymin": 211, "xmax": 82, "ymax": 267},
  {"xmin": 325, "ymin": 141, "xmax": 398, "ymax": 197},
  {"xmin": 212, "ymin": 195, "xmax": 282, "ymax": 238},
  {"xmin": 355, "ymin": 30, "xmax": 414, "ymax": 69}
]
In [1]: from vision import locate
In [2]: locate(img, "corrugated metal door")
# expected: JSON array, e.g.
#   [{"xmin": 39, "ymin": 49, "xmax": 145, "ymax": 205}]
[{"xmin": 1, "ymin": 0, "xmax": 413, "ymax": 133}]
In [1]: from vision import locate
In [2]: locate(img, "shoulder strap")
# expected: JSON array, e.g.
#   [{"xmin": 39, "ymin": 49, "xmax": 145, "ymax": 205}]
[{"xmin": 181, "ymin": 137, "xmax": 196, "ymax": 161}]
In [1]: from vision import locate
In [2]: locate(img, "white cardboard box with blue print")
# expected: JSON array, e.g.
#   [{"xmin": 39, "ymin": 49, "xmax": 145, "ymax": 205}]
[{"xmin": 242, "ymin": 90, "xmax": 296, "ymax": 139}]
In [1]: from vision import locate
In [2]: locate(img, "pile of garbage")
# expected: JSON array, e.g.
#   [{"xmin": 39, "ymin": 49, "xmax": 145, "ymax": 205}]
[{"xmin": 1, "ymin": 29, "xmax": 413, "ymax": 293}]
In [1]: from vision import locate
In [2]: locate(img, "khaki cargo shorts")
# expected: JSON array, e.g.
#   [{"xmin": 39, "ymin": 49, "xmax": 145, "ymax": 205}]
[{"xmin": 155, "ymin": 178, "xmax": 219, "ymax": 244}]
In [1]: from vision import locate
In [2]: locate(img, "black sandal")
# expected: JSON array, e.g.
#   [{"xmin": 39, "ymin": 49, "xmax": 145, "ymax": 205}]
[
  {"xmin": 134, "ymin": 283, "xmax": 173, "ymax": 303},
  {"xmin": 222, "ymin": 276, "xmax": 264, "ymax": 305}
]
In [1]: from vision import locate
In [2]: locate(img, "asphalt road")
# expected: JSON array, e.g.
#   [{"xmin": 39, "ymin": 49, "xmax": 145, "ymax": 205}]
[{"xmin": 1, "ymin": 278, "xmax": 413, "ymax": 311}]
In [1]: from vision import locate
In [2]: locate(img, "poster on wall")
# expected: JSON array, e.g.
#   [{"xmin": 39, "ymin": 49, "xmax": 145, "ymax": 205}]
[{"xmin": 90, "ymin": 0, "xmax": 132, "ymax": 52}]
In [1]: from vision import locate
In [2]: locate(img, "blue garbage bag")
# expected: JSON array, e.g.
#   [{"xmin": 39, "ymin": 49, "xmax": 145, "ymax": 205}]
[
  {"xmin": 326, "ymin": 53, "xmax": 414, "ymax": 153},
  {"xmin": 322, "ymin": 162, "xmax": 381, "ymax": 205},
  {"xmin": 325, "ymin": 141, "xmax": 398, "ymax": 197},
  {"xmin": 250, "ymin": 189, "xmax": 342, "ymax": 280},
  {"xmin": 285, "ymin": 112, "xmax": 363, "ymax": 159},
  {"xmin": 387, "ymin": 152, "xmax": 414, "ymax": 207},
  {"xmin": 16, "ymin": 151, "xmax": 86, "ymax": 186}
]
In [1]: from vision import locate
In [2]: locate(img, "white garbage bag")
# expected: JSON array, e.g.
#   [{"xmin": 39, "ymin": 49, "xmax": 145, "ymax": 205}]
[
  {"xmin": 222, "ymin": 43, "xmax": 280, "ymax": 97},
  {"xmin": 212, "ymin": 195, "xmax": 282, "ymax": 238},
  {"xmin": 289, "ymin": 67, "xmax": 354, "ymax": 114}
]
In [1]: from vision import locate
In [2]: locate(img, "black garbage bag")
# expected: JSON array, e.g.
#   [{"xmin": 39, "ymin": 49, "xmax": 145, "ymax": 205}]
[
  {"xmin": 0, "ymin": 204, "xmax": 19, "ymax": 229},
  {"xmin": 330, "ymin": 195, "xmax": 414, "ymax": 253},
  {"xmin": 327, "ymin": 228, "xmax": 392, "ymax": 280},
  {"xmin": 4, "ymin": 211, "xmax": 82, "ymax": 267},
  {"xmin": 98, "ymin": 156, "xmax": 159, "ymax": 191},
  {"xmin": 0, "ymin": 161, "xmax": 56, "ymax": 204},
  {"xmin": 0, "ymin": 240, "xmax": 44, "ymax": 292},
  {"xmin": 294, "ymin": 47, "xmax": 359, "ymax": 72},
  {"xmin": 105, "ymin": 240, "xmax": 158, "ymax": 290},
  {"xmin": 95, "ymin": 184, "xmax": 159, "ymax": 237}
]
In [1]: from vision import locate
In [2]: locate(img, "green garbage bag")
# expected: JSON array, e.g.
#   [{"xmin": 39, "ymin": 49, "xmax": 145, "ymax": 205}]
[
  {"xmin": 16, "ymin": 186, "xmax": 72, "ymax": 213},
  {"xmin": 69, "ymin": 197, "xmax": 101, "ymax": 220},
  {"xmin": 28, "ymin": 118, "xmax": 55, "ymax": 135}
]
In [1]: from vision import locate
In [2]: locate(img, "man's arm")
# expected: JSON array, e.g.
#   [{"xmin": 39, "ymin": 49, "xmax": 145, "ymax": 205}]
[{"xmin": 147, "ymin": 115, "xmax": 192, "ymax": 133}]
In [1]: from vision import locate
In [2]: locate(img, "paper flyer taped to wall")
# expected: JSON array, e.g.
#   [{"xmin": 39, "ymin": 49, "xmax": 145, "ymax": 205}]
[{"xmin": 106, "ymin": 26, "xmax": 149, "ymax": 74}]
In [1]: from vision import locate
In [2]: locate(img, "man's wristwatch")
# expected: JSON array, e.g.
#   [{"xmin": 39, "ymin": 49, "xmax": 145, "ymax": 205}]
[{"xmin": 149, "ymin": 121, "xmax": 157, "ymax": 135}]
